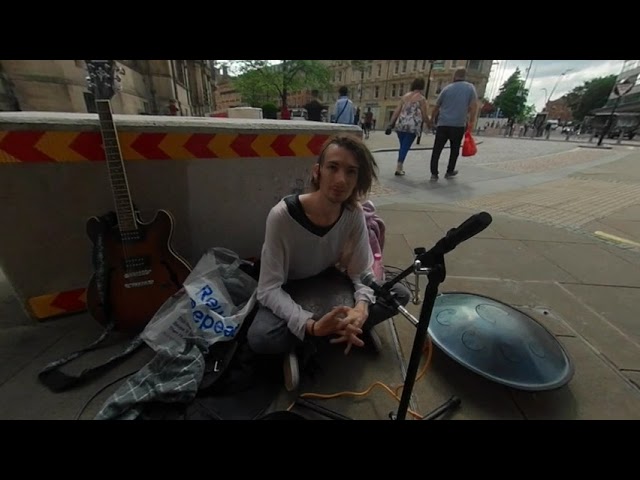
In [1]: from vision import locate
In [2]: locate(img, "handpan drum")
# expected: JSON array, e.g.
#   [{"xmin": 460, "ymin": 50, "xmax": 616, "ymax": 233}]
[{"xmin": 427, "ymin": 292, "xmax": 574, "ymax": 391}]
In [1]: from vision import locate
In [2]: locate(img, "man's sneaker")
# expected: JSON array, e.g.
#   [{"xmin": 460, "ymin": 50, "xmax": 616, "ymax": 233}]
[
  {"xmin": 430, "ymin": 174, "xmax": 439, "ymax": 181},
  {"xmin": 445, "ymin": 170, "xmax": 458, "ymax": 178},
  {"xmin": 283, "ymin": 352, "xmax": 300, "ymax": 392},
  {"xmin": 363, "ymin": 327, "xmax": 383, "ymax": 354}
]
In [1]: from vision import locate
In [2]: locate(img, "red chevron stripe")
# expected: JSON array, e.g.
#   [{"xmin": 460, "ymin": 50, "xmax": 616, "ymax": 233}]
[
  {"xmin": 183, "ymin": 133, "xmax": 216, "ymax": 158},
  {"xmin": 50, "ymin": 288, "xmax": 87, "ymax": 312},
  {"xmin": 307, "ymin": 135, "xmax": 330, "ymax": 155},
  {"xmin": 230, "ymin": 134, "xmax": 258, "ymax": 157},
  {"xmin": 130, "ymin": 133, "xmax": 171, "ymax": 160},
  {"xmin": 271, "ymin": 134, "xmax": 295, "ymax": 156},
  {"xmin": 69, "ymin": 132, "xmax": 106, "ymax": 161},
  {"xmin": 0, "ymin": 131, "xmax": 54, "ymax": 162}
]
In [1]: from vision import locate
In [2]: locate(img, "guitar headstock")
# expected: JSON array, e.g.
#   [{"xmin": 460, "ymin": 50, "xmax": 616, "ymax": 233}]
[{"xmin": 85, "ymin": 60, "xmax": 125, "ymax": 100}]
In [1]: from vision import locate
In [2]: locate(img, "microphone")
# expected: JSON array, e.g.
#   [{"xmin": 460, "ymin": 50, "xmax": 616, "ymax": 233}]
[
  {"xmin": 361, "ymin": 272, "xmax": 401, "ymax": 309},
  {"xmin": 423, "ymin": 211, "xmax": 492, "ymax": 259},
  {"xmin": 361, "ymin": 272, "xmax": 417, "ymax": 326}
]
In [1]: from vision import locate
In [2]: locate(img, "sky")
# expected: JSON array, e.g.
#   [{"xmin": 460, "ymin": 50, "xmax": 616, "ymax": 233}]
[
  {"xmin": 485, "ymin": 60, "xmax": 630, "ymax": 112},
  {"xmin": 219, "ymin": 60, "xmax": 633, "ymax": 112}
]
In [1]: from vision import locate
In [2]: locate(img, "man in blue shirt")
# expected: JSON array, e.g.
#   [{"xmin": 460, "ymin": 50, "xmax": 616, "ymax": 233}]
[
  {"xmin": 429, "ymin": 68, "xmax": 478, "ymax": 180},
  {"xmin": 332, "ymin": 86, "xmax": 355, "ymax": 125}
]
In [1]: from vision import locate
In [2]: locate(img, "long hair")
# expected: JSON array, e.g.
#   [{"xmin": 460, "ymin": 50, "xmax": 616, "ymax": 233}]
[{"xmin": 310, "ymin": 134, "xmax": 379, "ymax": 209}]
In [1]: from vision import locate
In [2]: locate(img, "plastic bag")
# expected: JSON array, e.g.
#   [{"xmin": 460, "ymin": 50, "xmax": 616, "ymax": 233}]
[
  {"xmin": 462, "ymin": 130, "xmax": 477, "ymax": 156},
  {"xmin": 140, "ymin": 248, "xmax": 257, "ymax": 353}
]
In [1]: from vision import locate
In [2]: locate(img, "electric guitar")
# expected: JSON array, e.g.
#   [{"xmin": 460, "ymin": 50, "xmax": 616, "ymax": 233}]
[{"xmin": 84, "ymin": 60, "xmax": 192, "ymax": 333}]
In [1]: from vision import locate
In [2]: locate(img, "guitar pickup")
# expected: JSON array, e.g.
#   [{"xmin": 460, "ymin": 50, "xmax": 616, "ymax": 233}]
[{"xmin": 124, "ymin": 269, "xmax": 152, "ymax": 279}]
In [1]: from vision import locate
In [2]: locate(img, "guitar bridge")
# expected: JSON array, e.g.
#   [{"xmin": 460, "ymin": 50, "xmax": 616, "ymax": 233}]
[{"xmin": 125, "ymin": 279, "xmax": 155, "ymax": 288}]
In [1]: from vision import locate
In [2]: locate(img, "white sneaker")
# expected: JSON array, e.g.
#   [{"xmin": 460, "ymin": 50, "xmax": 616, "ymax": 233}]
[{"xmin": 283, "ymin": 352, "xmax": 300, "ymax": 391}]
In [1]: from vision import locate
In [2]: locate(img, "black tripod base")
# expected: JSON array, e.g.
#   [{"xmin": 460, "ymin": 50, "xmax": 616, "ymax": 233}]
[
  {"xmin": 294, "ymin": 395, "xmax": 461, "ymax": 421},
  {"xmin": 388, "ymin": 395, "xmax": 461, "ymax": 420}
]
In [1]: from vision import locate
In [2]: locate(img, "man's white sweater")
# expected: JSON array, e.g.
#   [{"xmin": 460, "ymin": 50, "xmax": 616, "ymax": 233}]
[{"xmin": 256, "ymin": 196, "xmax": 374, "ymax": 340}]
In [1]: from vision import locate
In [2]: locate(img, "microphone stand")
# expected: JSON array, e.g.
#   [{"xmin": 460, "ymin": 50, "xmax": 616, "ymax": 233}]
[{"xmin": 386, "ymin": 249, "xmax": 459, "ymax": 420}]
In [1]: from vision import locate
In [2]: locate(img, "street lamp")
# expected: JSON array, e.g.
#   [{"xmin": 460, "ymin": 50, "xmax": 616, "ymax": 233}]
[
  {"xmin": 547, "ymin": 68, "xmax": 572, "ymax": 105},
  {"xmin": 418, "ymin": 60, "xmax": 436, "ymax": 143},
  {"xmin": 541, "ymin": 88, "xmax": 548, "ymax": 106}
]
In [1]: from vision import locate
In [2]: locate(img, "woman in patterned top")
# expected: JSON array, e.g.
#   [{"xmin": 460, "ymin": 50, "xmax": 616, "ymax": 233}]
[{"xmin": 387, "ymin": 78, "xmax": 432, "ymax": 176}]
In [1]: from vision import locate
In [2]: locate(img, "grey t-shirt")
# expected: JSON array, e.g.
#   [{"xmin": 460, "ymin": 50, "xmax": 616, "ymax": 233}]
[{"xmin": 435, "ymin": 81, "xmax": 478, "ymax": 127}]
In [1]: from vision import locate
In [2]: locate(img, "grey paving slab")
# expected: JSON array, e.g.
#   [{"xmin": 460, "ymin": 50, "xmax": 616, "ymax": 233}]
[
  {"xmin": 524, "ymin": 282, "xmax": 640, "ymax": 372},
  {"xmin": 440, "ymin": 238, "xmax": 580, "ymax": 282},
  {"xmin": 511, "ymin": 336, "xmax": 640, "ymax": 420},
  {"xmin": 596, "ymin": 218, "xmax": 640, "ymax": 243},
  {"xmin": 489, "ymin": 216, "xmax": 597, "ymax": 244},
  {"xmin": 559, "ymin": 284, "xmax": 640, "ymax": 347},
  {"xmin": 382, "ymin": 234, "xmax": 415, "ymax": 270},
  {"xmin": 607, "ymin": 204, "xmax": 640, "ymax": 221},
  {"xmin": 0, "ymin": 315, "xmax": 155, "ymax": 420},
  {"xmin": 522, "ymin": 241, "xmax": 640, "ymax": 287}
]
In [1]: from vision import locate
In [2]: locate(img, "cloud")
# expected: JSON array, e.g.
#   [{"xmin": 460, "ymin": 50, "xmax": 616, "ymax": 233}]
[{"xmin": 486, "ymin": 60, "xmax": 627, "ymax": 112}]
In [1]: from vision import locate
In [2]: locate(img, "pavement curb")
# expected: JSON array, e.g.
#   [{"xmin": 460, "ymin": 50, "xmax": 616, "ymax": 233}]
[{"xmin": 372, "ymin": 140, "xmax": 484, "ymax": 154}]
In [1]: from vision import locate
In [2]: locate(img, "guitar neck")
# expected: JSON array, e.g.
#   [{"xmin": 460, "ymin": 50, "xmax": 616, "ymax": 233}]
[{"xmin": 95, "ymin": 100, "xmax": 137, "ymax": 232}]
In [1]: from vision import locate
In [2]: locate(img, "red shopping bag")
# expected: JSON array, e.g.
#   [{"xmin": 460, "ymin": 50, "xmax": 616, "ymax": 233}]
[{"xmin": 462, "ymin": 130, "xmax": 477, "ymax": 157}]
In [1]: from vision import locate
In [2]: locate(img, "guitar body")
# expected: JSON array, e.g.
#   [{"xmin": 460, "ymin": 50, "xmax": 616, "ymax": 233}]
[{"xmin": 86, "ymin": 209, "xmax": 191, "ymax": 333}]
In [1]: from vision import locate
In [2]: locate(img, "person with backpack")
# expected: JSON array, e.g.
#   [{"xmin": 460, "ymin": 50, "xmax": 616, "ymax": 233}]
[{"xmin": 386, "ymin": 78, "xmax": 431, "ymax": 176}]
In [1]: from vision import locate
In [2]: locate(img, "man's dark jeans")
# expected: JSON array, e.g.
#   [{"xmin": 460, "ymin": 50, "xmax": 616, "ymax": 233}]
[{"xmin": 430, "ymin": 126, "xmax": 466, "ymax": 175}]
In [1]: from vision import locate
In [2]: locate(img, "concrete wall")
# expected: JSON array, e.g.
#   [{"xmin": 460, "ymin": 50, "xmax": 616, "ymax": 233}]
[{"xmin": 0, "ymin": 112, "xmax": 360, "ymax": 309}]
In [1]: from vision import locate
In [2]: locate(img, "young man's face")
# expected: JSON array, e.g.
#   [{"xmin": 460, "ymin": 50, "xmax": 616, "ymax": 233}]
[{"xmin": 314, "ymin": 144, "xmax": 359, "ymax": 205}]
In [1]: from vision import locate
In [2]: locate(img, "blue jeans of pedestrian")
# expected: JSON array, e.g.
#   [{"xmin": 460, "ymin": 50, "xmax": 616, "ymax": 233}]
[{"xmin": 396, "ymin": 131, "xmax": 416, "ymax": 164}]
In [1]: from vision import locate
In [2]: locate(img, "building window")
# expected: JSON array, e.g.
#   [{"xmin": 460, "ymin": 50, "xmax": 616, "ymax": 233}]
[
  {"xmin": 367, "ymin": 66, "xmax": 372, "ymax": 77},
  {"xmin": 422, "ymin": 60, "xmax": 427, "ymax": 70},
  {"xmin": 399, "ymin": 84, "xmax": 404, "ymax": 96},
  {"xmin": 451, "ymin": 60, "xmax": 458, "ymax": 68},
  {"xmin": 433, "ymin": 61, "xmax": 445, "ymax": 70},
  {"xmin": 402, "ymin": 61, "xmax": 407, "ymax": 73},
  {"xmin": 374, "ymin": 86, "xmax": 380, "ymax": 98},
  {"xmin": 377, "ymin": 64, "xmax": 382, "ymax": 77},
  {"xmin": 394, "ymin": 61, "xmax": 399, "ymax": 74},
  {"xmin": 338, "ymin": 71, "xmax": 343, "ymax": 82},
  {"xmin": 413, "ymin": 60, "xmax": 418, "ymax": 71},
  {"xmin": 391, "ymin": 84, "xmax": 396, "ymax": 97},
  {"xmin": 468, "ymin": 60, "xmax": 481, "ymax": 70},
  {"xmin": 174, "ymin": 60, "xmax": 186, "ymax": 85}
]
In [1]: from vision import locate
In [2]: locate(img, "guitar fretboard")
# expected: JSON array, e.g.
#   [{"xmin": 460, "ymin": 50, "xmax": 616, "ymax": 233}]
[{"xmin": 96, "ymin": 100, "xmax": 137, "ymax": 232}]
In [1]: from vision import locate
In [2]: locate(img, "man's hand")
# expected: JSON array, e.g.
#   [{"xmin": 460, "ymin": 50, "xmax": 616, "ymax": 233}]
[
  {"xmin": 312, "ymin": 306, "xmax": 356, "ymax": 337},
  {"xmin": 329, "ymin": 302, "xmax": 369, "ymax": 354}
]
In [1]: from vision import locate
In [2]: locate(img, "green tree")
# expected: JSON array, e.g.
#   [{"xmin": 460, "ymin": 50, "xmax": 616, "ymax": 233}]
[
  {"xmin": 517, "ymin": 104, "xmax": 537, "ymax": 124},
  {"xmin": 564, "ymin": 75, "xmax": 617, "ymax": 121},
  {"xmin": 493, "ymin": 68, "xmax": 529, "ymax": 124},
  {"xmin": 230, "ymin": 60, "xmax": 332, "ymax": 110}
]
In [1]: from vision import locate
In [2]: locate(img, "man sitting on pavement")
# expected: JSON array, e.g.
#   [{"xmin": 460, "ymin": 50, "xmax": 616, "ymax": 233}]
[{"xmin": 247, "ymin": 134, "xmax": 411, "ymax": 391}]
